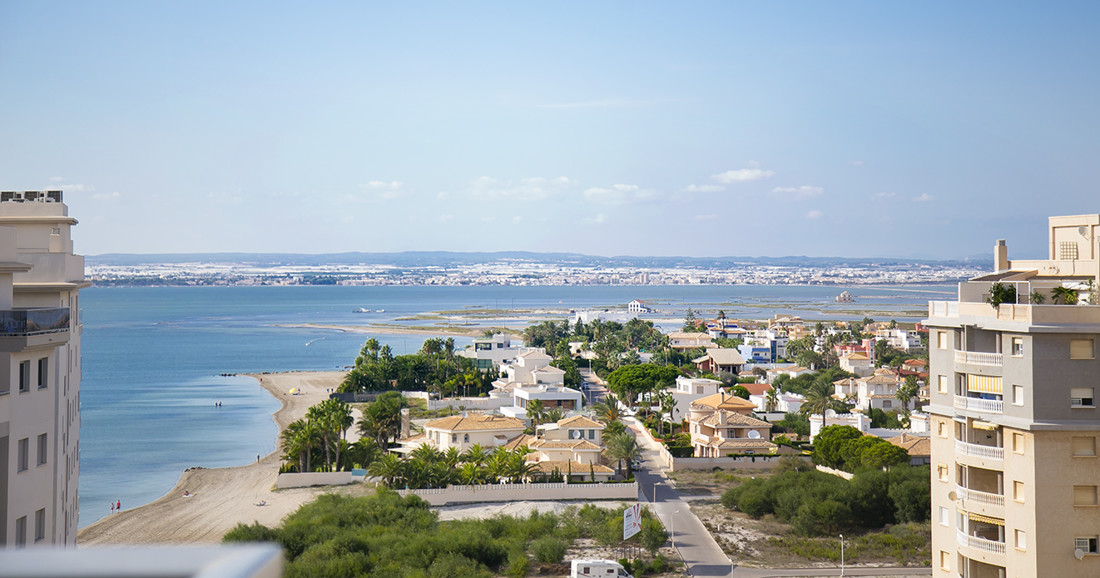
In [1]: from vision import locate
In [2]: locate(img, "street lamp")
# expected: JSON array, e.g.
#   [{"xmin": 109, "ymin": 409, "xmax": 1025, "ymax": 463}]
[
  {"xmin": 839, "ymin": 534, "xmax": 845, "ymax": 576},
  {"xmin": 671, "ymin": 510, "xmax": 680, "ymax": 551}
]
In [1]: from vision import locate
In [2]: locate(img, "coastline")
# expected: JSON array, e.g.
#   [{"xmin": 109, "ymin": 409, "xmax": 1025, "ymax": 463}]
[
  {"xmin": 77, "ymin": 371, "xmax": 346, "ymax": 546},
  {"xmin": 274, "ymin": 322, "xmax": 510, "ymax": 338}
]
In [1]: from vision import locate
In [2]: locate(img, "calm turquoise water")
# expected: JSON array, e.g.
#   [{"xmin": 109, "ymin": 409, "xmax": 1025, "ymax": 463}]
[{"xmin": 76, "ymin": 284, "xmax": 951, "ymax": 527}]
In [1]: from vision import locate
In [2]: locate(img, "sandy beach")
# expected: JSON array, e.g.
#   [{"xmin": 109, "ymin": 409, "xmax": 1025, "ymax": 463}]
[{"xmin": 77, "ymin": 371, "xmax": 348, "ymax": 546}]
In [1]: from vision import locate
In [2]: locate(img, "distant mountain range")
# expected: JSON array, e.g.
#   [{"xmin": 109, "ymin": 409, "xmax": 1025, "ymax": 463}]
[{"xmin": 86, "ymin": 251, "xmax": 990, "ymax": 269}]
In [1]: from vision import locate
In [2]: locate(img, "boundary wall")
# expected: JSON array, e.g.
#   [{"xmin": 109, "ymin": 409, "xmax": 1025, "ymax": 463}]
[{"xmin": 396, "ymin": 482, "xmax": 638, "ymax": 506}]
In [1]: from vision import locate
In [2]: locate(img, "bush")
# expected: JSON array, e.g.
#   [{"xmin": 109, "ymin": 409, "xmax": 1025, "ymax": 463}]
[{"xmin": 530, "ymin": 536, "xmax": 567, "ymax": 564}]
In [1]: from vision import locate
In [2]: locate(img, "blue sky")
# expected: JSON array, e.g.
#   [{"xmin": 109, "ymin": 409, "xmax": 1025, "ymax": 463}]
[{"xmin": 2, "ymin": 1, "xmax": 1098, "ymax": 259}]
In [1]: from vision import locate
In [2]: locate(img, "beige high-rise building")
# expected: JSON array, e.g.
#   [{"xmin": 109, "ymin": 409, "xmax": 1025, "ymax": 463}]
[
  {"xmin": 0, "ymin": 190, "xmax": 85, "ymax": 547},
  {"xmin": 927, "ymin": 214, "xmax": 1100, "ymax": 577}
]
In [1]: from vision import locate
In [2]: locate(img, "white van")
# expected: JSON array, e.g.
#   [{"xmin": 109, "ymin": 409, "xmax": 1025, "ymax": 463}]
[{"xmin": 570, "ymin": 559, "xmax": 633, "ymax": 578}]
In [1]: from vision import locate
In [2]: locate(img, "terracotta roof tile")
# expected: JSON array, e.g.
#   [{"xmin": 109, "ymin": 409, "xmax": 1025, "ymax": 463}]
[{"xmin": 425, "ymin": 413, "xmax": 526, "ymax": 432}]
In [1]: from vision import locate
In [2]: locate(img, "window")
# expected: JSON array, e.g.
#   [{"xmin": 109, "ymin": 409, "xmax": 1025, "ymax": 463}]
[
  {"xmin": 939, "ymin": 507, "xmax": 950, "ymax": 526},
  {"xmin": 1013, "ymin": 384, "xmax": 1024, "ymax": 406},
  {"xmin": 34, "ymin": 508, "xmax": 45, "ymax": 542},
  {"xmin": 1076, "ymin": 537, "xmax": 1099, "ymax": 554},
  {"xmin": 588, "ymin": 429, "xmax": 595, "ymax": 440},
  {"xmin": 1015, "ymin": 529, "xmax": 1027, "ymax": 550},
  {"xmin": 37, "ymin": 433, "xmax": 47, "ymax": 466},
  {"xmin": 1074, "ymin": 485, "xmax": 1098, "ymax": 506},
  {"xmin": 937, "ymin": 375, "xmax": 947, "ymax": 394},
  {"xmin": 38, "ymin": 357, "xmax": 48, "ymax": 389},
  {"xmin": 1011, "ymin": 337, "xmax": 1024, "ymax": 357},
  {"xmin": 19, "ymin": 360, "xmax": 30, "ymax": 393},
  {"xmin": 17, "ymin": 437, "xmax": 29, "ymax": 472},
  {"xmin": 1071, "ymin": 387, "xmax": 1095, "ymax": 407},
  {"xmin": 1073, "ymin": 436, "xmax": 1097, "ymax": 457},
  {"xmin": 1013, "ymin": 432, "xmax": 1025, "ymax": 454},
  {"xmin": 15, "ymin": 516, "xmax": 26, "ymax": 548},
  {"xmin": 1014, "ymin": 480, "xmax": 1025, "ymax": 503},
  {"xmin": 463, "ymin": 434, "xmax": 469, "ymax": 443},
  {"xmin": 939, "ymin": 550, "xmax": 950, "ymax": 571},
  {"xmin": 937, "ymin": 331, "xmax": 947, "ymax": 350},
  {"xmin": 451, "ymin": 434, "xmax": 457, "ymax": 443},
  {"xmin": 1071, "ymin": 339, "xmax": 1095, "ymax": 360},
  {"xmin": 937, "ymin": 464, "xmax": 949, "ymax": 482},
  {"xmin": 937, "ymin": 420, "xmax": 946, "ymax": 437},
  {"xmin": 1061, "ymin": 241, "xmax": 1079, "ymax": 260}
]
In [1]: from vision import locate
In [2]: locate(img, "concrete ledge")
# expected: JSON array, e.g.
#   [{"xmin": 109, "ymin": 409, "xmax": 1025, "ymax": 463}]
[{"xmin": 275, "ymin": 471, "xmax": 356, "ymax": 489}]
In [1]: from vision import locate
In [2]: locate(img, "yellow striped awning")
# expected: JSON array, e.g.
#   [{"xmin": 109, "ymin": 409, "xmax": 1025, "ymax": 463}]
[
  {"xmin": 972, "ymin": 420, "xmax": 999, "ymax": 431},
  {"xmin": 967, "ymin": 374, "xmax": 1003, "ymax": 395},
  {"xmin": 968, "ymin": 512, "xmax": 1005, "ymax": 526}
]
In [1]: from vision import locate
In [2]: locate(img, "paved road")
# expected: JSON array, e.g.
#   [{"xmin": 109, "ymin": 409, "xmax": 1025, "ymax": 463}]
[{"xmin": 625, "ymin": 417, "xmax": 931, "ymax": 578}]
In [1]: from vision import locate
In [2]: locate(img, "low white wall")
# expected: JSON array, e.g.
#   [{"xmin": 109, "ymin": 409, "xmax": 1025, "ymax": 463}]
[
  {"xmin": 276, "ymin": 471, "xmax": 356, "ymax": 489},
  {"xmin": 815, "ymin": 464, "xmax": 854, "ymax": 480},
  {"xmin": 426, "ymin": 397, "xmax": 510, "ymax": 411},
  {"xmin": 396, "ymin": 482, "xmax": 638, "ymax": 506},
  {"xmin": 666, "ymin": 454, "xmax": 796, "ymax": 472}
]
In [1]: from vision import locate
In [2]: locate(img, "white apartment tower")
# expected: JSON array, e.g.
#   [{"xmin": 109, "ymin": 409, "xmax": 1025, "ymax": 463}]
[
  {"xmin": 927, "ymin": 214, "xmax": 1100, "ymax": 577},
  {"xmin": 0, "ymin": 190, "xmax": 84, "ymax": 547}
]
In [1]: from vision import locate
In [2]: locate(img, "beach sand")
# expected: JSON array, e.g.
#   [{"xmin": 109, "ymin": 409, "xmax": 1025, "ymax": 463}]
[{"xmin": 77, "ymin": 371, "xmax": 348, "ymax": 546}]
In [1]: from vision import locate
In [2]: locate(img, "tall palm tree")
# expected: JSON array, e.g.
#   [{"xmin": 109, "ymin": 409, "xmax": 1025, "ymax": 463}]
[
  {"xmin": 281, "ymin": 419, "xmax": 318, "ymax": 473},
  {"xmin": 604, "ymin": 431, "xmax": 641, "ymax": 478},
  {"xmin": 543, "ymin": 407, "xmax": 565, "ymax": 424},
  {"xmin": 593, "ymin": 394, "xmax": 622, "ymax": 423},
  {"xmin": 526, "ymin": 402, "xmax": 545, "ymax": 429},
  {"xmin": 458, "ymin": 462, "xmax": 485, "ymax": 485},
  {"xmin": 800, "ymin": 379, "xmax": 845, "ymax": 432},
  {"xmin": 896, "ymin": 375, "xmax": 920, "ymax": 417},
  {"xmin": 657, "ymin": 391, "xmax": 678, "ymax": 436},
  {"xmin": 461, "ymin": 444, "xmax": 490, "ymax": 468},
  {"xmin": 764, "ymin": 387, "xmax": 780, "ymax": 413}
]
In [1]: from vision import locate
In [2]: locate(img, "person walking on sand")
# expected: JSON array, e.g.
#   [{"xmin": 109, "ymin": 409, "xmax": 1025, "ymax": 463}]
[
  {"xmin": 116, "ymin": 500, "xmax": 121, "ymax": 512},
  {"xmin": 110, "ymin": 502, "xmax": 114, "ymax": 514}
]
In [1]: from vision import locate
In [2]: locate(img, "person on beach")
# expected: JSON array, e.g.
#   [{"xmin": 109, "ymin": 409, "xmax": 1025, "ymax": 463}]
[
  {"xmin": 116, "ymin": 500, "xmax": 121, "ymax": 512},
  {"xmin": 110, "ymin": 502, "xmax": 114, "ymax": 514}
]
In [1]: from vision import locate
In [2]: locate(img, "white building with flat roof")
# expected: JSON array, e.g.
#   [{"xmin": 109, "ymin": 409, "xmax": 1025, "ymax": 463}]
[{"xmin": 0, "ymin": 191, "xmax": 85, "ymax": 547}]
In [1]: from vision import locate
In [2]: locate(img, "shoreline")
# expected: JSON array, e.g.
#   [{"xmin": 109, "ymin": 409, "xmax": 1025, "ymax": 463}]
[
  {"xmin": 274, "ymin": 322, "xmax": 514, "ymax": 338},
  {"xmin": 77, "ymin": 371, "xmax": 346, "ymax": 546}
]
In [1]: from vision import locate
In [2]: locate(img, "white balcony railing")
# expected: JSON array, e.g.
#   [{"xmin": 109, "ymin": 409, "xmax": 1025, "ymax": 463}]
[
  {"xmin": 954, "ymin": 350, "xmax": 1004, "ymax": 366},
  {"xmin": 954, "ymin": 397, "xmax": 1004, "ymax": 414},
  {"xmin": 929, "ymin": 301, "xmax": 960, "ymax": 318},
  {"xmin": 956, "ymin": 485, "xmax": 1005, "ymax": 508},
  {"xmin": 957, "ymin": 530, "xmax": 1006, "ymax": 555},
  {"xmin": 955, "ymin": 440, "xmax": 1004, "ymax": 461}
]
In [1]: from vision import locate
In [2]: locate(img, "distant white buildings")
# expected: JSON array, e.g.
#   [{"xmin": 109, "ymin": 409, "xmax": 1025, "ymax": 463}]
[
  {"xmin": 458, "ymin": 334, "xmax": 524, "ymax": 370},
  {"xmin": 492, "ymin": 349, "xmax": 584, "ymax": 421}
]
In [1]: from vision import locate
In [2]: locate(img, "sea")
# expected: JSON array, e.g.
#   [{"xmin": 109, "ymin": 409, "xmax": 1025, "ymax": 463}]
[{"xmin": 77, "ymin": 283, "xmax": 953, "ymax": 527}]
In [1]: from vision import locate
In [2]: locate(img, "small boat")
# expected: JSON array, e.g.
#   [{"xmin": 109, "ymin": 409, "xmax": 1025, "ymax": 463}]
[
  {"xmin": 353, "ymin": 308, "xmax": 371, "ymax": 313},
  {"xmin": 376, "ymin": 309, "xmax": 385, "ymax": 313}
]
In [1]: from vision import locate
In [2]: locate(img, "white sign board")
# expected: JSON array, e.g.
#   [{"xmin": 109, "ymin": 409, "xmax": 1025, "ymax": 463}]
[{"xmin": 622, "ymin": 503, "xmax": 642, "ymax": 540}]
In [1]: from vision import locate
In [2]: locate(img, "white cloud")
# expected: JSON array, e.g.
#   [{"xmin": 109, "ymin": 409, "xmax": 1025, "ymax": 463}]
[
  {"xmin": 583, "ymin": 213, "xmax": 607, "ymax": 225},
  {"xmin": 466, "ymin": 176, "xmax": 574, "ymax": 202},
  {"xmin": 56, "ymin": 183, "xmax": 91, "ymax": 193},
  {"xmin": 91, "ymin": 191, "xmax": 121, "ymax": 202},
  {"xmin": 806, "ymin": 209, "xmax": 824, "ymax": 219},
  {"xmin": 583, "ymin": 184, "xmax": 661, "ymax": 205},
  {"xmin": 682, "ymin": 184, "xmax": 725, "ymax": 193},
  {"xmin": 771, "ymin": 186, "xmax": 824, "ymax": 201},
  {"xmin": 913, "ymin": 193, "xmax": 935, "ymax": 202},
  {"xmin": 356, "ymin": 180, "xmax": 404, "ymax": 201},
  {"xmin": 711, "ymin": 165, "xmax": 775, "ymax": 183},
  {"xmin": 872, "ymin": 192, "xmax": 897, "ymax": 201}
]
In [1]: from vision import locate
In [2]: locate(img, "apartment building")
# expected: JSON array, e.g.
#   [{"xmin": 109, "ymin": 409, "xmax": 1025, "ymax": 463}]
[
  {"xmin": 0, "ymin": 191, "xmax": 85, "ymax": 547},
  {"xmin": 927, "ymin": 214, "xmax": 1100, "ymax": 577}
]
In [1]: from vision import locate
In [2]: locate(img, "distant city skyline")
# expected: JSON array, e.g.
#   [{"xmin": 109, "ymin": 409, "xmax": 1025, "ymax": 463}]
[{"xmin": 2, "ymin": 2, "xmax": 1097, "ymax": 259}]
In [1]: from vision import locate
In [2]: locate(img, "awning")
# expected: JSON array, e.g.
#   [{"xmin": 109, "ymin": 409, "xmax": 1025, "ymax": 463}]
[
  {"xmin": 967, "ymin": 374, "xmax": 1003, "ymax": 395},
  {"xmin": 972, "ymin": 420, "xmax": 1000, "ymax": 431},
  {"xmin": 968, "ymin": 512, "xmax": 1005, "ymax": 526}
]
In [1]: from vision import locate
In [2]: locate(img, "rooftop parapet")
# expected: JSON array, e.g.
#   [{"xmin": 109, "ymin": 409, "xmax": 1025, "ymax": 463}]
[{"xmin": 0, "ymin": 190, "xmax": 63, "ymax": 203}]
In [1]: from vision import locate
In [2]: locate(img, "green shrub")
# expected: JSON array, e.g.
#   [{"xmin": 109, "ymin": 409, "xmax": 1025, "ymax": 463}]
[{"xmin": 530, "ymin": 536, "xmax": 567, "ymax": 564}]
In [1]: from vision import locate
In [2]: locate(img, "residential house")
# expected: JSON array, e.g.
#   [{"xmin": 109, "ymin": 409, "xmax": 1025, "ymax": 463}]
[
  {"xmin": 886, "ymin": 433, "xmax": 931, "ymax": 466},
  {"xmin": 687, "ymin": 392, "xmax": 775, "ymax": 457},
  {"xmin": 693, "ymin": 348, "xmax": 746, "ymax": 374},
  {"xmin": 839, "ymin": 352, "xmax": 873, "ymax": 377},
  {"xmin": 507, "ymin": 415, "xmax": 615, "ymax": 482},
  {"xmin": 627, "ymin": 299, "xmax": 652, "ymax": 314},
  {"xmin": 668, "ymin": 376, "xmax": 723, "ymax": 422},
  {"xmin": 422, "ymin": 413, "xmax": 526, "ymax": 452},
  {"xmin": 874, "ymin": 328, "xmax": 924, "ymax": 352},
  {"xmin": 668, "ymin": 332, "xmax": 714, "ymax": 350},
  {"xmin": 458, "ymin": 334, "xmax": 524, "ymax": 370}
]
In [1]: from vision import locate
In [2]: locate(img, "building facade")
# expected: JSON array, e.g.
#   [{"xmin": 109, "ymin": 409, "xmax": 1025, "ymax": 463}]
[
  {"xmin": 927, "ymin": 214, "xmax": 1100, "ymax": 577},
  {"xmin": 0, "ymin": 191, "xmax": 84, "ymax": 547}
]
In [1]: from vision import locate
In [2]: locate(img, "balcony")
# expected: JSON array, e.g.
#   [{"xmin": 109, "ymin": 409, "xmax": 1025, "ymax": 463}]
[
  {"xmin": 957, "ymin": 530, "xmax": 1006, "ymax": 555},
  {"xmin": 956, "ymin": 485, "xmax": 1005, "ymax": 508},
  {"xmin": 0, "ymin": 307, "xmax": 70, "ymax": 351},
  {"xmin": 954, "ymin": 350, "xmax": 1003, "ymax": 366},
  {"xmin": 955, "ymin": 440, "xmax": 1004, "ymax": 461},
  {"xmin": 954, "ymin": 397, "xmax": 1004, "ymax": 414}
]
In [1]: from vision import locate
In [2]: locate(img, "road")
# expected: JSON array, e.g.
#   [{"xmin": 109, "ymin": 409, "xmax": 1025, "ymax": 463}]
[{"xmin": 625, "ymin": 417, "xmax": 931, "ymax": 578}]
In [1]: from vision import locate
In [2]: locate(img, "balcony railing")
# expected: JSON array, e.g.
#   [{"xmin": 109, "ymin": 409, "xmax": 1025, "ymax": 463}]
[
  {"xmin": 956, "ymin": 485, "xmax": 1005, "ymax": 508},
  {"xmin": 954, "ymin": 397, "xmax": 1004, "ymax": 414},
  {"xmin": 0, "ymin": 307, "xmax": 70, "ymax": 336},
  {"xmin": 955, "ymin": 440, "xmax": 1004, "ymax": 461},
  {"xmin": 954, "ymin": 350, "xmax": 1003, "ymax": 366},
  {"xmin": 957, "ymin": 530, "xmax": 1006, "ymax": 555}
]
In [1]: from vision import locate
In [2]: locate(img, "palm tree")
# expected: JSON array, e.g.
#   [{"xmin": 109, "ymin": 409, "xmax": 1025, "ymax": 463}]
[
  {"xmin": 593, "ymin": 394, "xmax": 622, "ymax": 423},
  {"xmin": 896, "ymin": 375, "xmax": 920, "ymax": 417},
  {"xmin": 281, "ymin": 419, "xmax": 318, "ymax": 472},
  {"xmin": 1052, "ymin": 285, "xmax": 1079, "ymax": 305},
  {"xmin": 764, "ymin": 387, "xmax": 780, "ymax": 413},
  {"xmin": 526, "ymin": 402, "xmax": 545, "ymax": 429},
  {"xmin": 604, "ymin": 431, "xmax": 641, "ymax": 478},
  {"xmin": 367, "ymin": 453, "xmax": 404, "ymax": 487},
  {"xmin": 800, "ymin": 378, "xmax": 845, "ymax": 432},
  {"xmin": 461, "ymin": 444, "xmax": 490, "ymax": 468},
  {"xmin": 543, "ymin": 407, "xmax": 565, "ymax": 424},
  {"xmin": 657, "ymin": 391, "xmax": 678, "ymax": 436},
  {"xmin": 458, "ymin": 462, "xmax": 485, "ymax": 485},
  {"xmin": 410, "ymin": 443, "xmax": 442, "ymax": 464}
]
